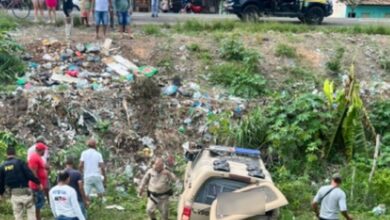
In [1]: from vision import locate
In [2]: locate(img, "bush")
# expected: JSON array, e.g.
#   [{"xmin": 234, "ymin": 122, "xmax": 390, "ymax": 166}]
[
  {"xmin": 372, "ymin": 169, "xmax": 390, "ymax": 206},
  {"xmin": 219, "ymin": 37, "xmax": 260, "ymax": 70},
  {"xmin": 326, "ymin": 47, "xmax": 345, "ymax": 74},
  {"xmin": 209, "ymin": 63, "xmax": 267, "ymax": 98},
  {"xmin": 0, "ymin": 131, "xmax": 26, "ymax": 162},
  {"xmin": 275, "ymin": 43, "xmax": 297, "ymax": 58},
  {"xmin": 143, "ymin": 24, "xmax": 161, "ymax": 36}
]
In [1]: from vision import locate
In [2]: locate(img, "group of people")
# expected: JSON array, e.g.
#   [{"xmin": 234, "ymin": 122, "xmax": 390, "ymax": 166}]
[{"xmin": 0, "ymin": 137, "xmax": 178, "ymax": 220}]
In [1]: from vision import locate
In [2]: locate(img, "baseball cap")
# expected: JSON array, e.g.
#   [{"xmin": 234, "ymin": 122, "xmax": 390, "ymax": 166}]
[{"xmin": 35, "ymin": 143, "xmax": 47, "ymax": 151}]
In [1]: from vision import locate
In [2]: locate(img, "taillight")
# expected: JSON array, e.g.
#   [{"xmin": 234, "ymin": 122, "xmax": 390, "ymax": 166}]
[{"xmin": 181, "ymin": 205, "xmax": 192, "ymax": 220}]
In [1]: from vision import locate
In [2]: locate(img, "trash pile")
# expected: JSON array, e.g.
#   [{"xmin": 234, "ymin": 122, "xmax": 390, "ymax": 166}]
[{"xmin": 19, "ymin": 38, "xmax": 159, "ymax": 91}]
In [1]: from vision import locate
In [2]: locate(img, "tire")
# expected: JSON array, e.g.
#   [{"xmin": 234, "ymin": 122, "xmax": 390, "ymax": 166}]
[
  {"xmin": 11, "ymin": 0, "xmax": 30, "ymax": 19},
  {"xmin": 304, "ymin": 6, "xmax": 324, "ymax": 25},
  {"xmin": 242, "ymin": 4, "xmax": 260, "ymax": 22}
]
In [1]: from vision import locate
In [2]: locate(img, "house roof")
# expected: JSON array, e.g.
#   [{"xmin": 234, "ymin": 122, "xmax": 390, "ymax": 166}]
[{"xmin": 359, "ymin": 0, "xmax": 390, "ymax": 5}]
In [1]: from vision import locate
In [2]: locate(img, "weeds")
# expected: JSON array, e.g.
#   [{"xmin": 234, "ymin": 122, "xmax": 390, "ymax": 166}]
[
  {"xmin": 326, "ymin": 47, "xmax": 345, "ymax": 74},
  {"xmin": 378, "ymin": 52, "xmax": 390, "ymax": 73},
  {"xmin": 186, "ymin": 43, "xmax": 201, "ymax": 52},
  {"xmin": 209, "ymin": 63, "xmax": 267, "ymax": 98},
  {"xmin": 275, "ymin": 43, "xmax": 297, "ymax": 58},
  {"xmin": 219, "ymin": 37, "xmax": 260, "ymax": 70},
  {"xmin": 173, "ymin": 20, "xmax": 390, "ymax": 36},
  {"xmin": 143, "ymin": 24, "xmax": 161, "ymax": 36}
]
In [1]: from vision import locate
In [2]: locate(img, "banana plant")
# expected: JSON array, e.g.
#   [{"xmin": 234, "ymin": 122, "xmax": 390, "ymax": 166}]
[{"xmin": 325, "ymin": 65, "xmax": 376, "ymax": 161}]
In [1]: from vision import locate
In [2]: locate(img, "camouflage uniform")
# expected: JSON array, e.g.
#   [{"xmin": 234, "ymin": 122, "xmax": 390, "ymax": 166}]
[{"xmin": 140, "ymin": 168, "xmax": 176, "ymax": 220}]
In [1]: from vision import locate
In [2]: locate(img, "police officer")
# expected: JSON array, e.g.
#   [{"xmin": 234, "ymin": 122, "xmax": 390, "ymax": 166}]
[
  {"xmin": 0, "ymin": 146, "xmax": 41, "ymax": 220},
  {"xmin": 138, "ymin": 158, "xmax": 177, "ymax": 220}
]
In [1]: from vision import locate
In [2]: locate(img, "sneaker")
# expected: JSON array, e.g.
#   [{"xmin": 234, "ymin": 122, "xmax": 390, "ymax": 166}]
[{"xmin": 47, "ymin": 20, "xmax": 51, "ymax": 24}]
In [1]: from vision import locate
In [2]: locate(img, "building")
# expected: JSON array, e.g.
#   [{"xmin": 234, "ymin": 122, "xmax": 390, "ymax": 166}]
[{"xmin": 346, "ymin": 0, "xmax": 390, "ymax": 18}]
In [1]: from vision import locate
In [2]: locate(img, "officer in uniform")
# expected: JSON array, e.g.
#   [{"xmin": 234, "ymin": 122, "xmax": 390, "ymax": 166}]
[
  {"xmin": 0, "ymin": 146, "xmax": 41, "ymax": 220},
  {"xmin": 139, "ymin": 158, "xmax": 178, "ymax": 220}
]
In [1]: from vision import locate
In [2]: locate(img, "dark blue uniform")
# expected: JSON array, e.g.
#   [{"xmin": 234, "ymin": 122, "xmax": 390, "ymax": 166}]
[{"xmin": 0, "ymin": 157, "xmax": 40, "ymax": 195}]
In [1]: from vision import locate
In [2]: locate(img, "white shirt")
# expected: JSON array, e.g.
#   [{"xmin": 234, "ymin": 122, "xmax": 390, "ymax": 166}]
[
  {"xmin": 49, "ymin": 185, "xmax": 85, "ymax": 220},
  {"xmin": 80, "ymin": 148, "xmax": 104, "ymax": 178},
  {"xmin": 95, "ymin": 0, "xmax": 109, "ymax": 11},
  {"xmin": 313, "ymin": 185, "xmax": 347, "ymax": 219},
  {"xmin": 27, "ymin": 144, "xmax": 49, "ymax": 164}
]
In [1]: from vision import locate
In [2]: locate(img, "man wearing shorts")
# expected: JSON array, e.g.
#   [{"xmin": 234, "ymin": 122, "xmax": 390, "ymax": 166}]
[
  {"xmin": 95, "ymin": 0, "xmax": 112, "ymax": 39},
  {"xmin": 32, "ymin": 0, "xmax": 44, "ymax": 22},
  {"xmin": 115, "ymin": 0, "xmax": 132, "ymax": 37},
  {"xmin": 80, "ymin": 139, "xmax": 106, "ymax": 201},
  {"xmin": 28, "ymin": 143, "xmax": 48, "ymax": 220}
]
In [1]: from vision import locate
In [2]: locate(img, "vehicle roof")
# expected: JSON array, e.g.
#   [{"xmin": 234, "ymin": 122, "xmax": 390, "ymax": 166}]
[{"xmin": 190, "ymin": 146, "xmax": 272, "ymax": 182}]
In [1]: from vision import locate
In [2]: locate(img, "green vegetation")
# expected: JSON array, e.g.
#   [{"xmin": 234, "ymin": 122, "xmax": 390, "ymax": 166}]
[
  {"xmin": 174, "ymin": 20, "xmax": 390, "ymax": 36},
  {"xmin": 326, "ymin": 47, "xmax": 345, "ymax": 74},
  {"xmin": 142, "ymin": 24, "xmax": 162, "ymax": 36},
  {"xmin": 0, "ymin": 16, "xmax": 25, "ymax": 86},
  {"xmin": 275, "ymin": 43, "xmax": 297, "ymax": 58},
  {"xmin": 208, "ymin": 38, "xmax": 266, "ymax": 98},
  {"xmin": 0, "ymin": 132, "xmax": 26, "ymax": 162}
]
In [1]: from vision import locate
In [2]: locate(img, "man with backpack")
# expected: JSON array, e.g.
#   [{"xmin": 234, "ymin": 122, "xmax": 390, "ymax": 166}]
[{"xmin": 312, "ymin": 174, "xmax": 353, "ymax": 220}]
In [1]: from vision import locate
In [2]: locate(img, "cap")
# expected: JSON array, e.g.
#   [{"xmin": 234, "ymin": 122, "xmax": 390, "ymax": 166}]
[{"xmin": 35, "ymin": 143, "xmax": 47, "ymax": 151}]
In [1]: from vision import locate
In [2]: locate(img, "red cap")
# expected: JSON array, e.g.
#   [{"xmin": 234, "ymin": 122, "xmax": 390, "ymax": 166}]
[{"xmin": 35, "ymin": 143, "xmax": 47, "ymax": 151}]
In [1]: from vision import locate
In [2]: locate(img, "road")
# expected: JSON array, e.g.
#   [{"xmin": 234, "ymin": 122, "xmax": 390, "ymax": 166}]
[{"xmin": 5, "ymin": 10, "xmax": 390, "ymax": 26}]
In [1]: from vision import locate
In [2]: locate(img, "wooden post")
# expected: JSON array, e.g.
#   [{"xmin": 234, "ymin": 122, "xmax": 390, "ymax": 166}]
[
  {"xmin": 350, "ymin": 166, "xmax": 356, "ymax": 201},
  {"xmin": 369, "ymin": 135, "xmax": 381, "ymax": 183}
]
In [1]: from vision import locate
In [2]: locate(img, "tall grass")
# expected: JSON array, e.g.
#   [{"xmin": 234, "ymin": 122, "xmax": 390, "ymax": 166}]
[{"xmin": 174, "ymin": 20, "xmax": 390, "ymax": 36}]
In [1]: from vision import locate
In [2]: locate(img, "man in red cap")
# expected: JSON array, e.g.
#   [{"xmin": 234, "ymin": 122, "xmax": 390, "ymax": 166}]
[{"xmin": 28, "ymin": 143, "xmax": 48, "ymax": 220}]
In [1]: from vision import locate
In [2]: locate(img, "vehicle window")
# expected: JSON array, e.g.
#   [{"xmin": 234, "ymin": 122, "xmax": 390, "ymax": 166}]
[{"xmin": 194, "ymin": 178, "xmax": 248, "ymax": 205}]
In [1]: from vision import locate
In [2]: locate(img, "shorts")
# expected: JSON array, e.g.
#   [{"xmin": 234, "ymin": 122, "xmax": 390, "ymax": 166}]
[
  {"xmin": 33, "ymin": 190, "xmax": 45, "ymax": 209},
  {"xmin": 84, "ymin": 176, "xmax": 105, "ymax": 195},
  {"xmin": 117, "ymin": 11, "xmax": 131, "ymax": 26},
  {"xmin": 95, "ymin": 11, "xmax": 108, "ymax": 26},
  {"xmin": 45, "ymin": 0, "xmax": 57, "ymax": 8}
]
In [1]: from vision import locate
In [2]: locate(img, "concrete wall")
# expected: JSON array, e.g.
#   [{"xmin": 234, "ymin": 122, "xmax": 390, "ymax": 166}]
[
  {"xmin": 331, "ymin": 0, "xmax": 347, "ymax": 17},
  {"xmin": 346, "ymin": 5, "xmax": 390, "ymax": 18}
]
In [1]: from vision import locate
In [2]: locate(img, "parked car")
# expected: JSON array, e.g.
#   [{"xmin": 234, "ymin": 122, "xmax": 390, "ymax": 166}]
[
  {"xmin": 224, "ymin": 0, "xmax": 333, "ymax": 24},
  {"xmin": 177, "ymin": 145, "xmax": 288, "ymax": 220}
]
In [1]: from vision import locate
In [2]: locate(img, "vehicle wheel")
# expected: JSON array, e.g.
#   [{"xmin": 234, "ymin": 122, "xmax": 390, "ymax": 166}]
[
  {"xmin": 304, "ymin": 6, "xmax": 324, "ymax": 25},
  {"xmin": 11, "ymin": 1, "xmax": 30, "ymax": 19},
  {"xmin": 267, "ymin": 209, "xmax": 279, "ymax": 220},
  {"xmin": 242, "ymin": 4, "xmax": 260, "ymax": 22}
]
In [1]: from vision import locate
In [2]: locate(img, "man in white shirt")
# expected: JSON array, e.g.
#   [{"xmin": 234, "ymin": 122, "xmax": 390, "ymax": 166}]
[
  {"xmin": 79, "ymin": 139, "xmax": 106, "ymax": 199},
  {"xmin": 49, "ymin": 171, "xmax": 85, "ymax": 220}
]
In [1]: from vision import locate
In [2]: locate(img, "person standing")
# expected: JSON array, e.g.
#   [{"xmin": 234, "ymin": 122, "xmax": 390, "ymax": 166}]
[
  {"xmin": 49, "ymin": 171, "xmax": 86, "ymax": 220},
  {"xmin": 115, "ymin": 0, "xmax": 132, "ymax": 37},
  {"xmin": 312, "ymin": 174, "xmax": 353, "ymax": 220},
  {"xmin": 138, "ymin": 158, "xmax": 177, "ymax": 220},
  {"xmin": 32, "ymin": 0, "xmax": 45, "ymax": 22},
  {"xmin": 151, "ymin": 0, "xmax": 159, "ymax": 17},
  {"xmin": 46, "ymin": 0, "xmax": 57, "ymax": 23},
  {"xmin": 81, "ymin": 0, "xmax": 92, "ymax": 27},
  {"xmin": 27, "ymin": 136, "xmax": 49, "ymax": 164},
  {"xmin": 63, "ymin": 0, "xmax": 81, "ymax": 46},
  {"xmin": 28, "ymin": 143, "xmax": 48, "ymax": 220},
  {"xmin": 94, "ymin": 0, "xmax": 112, "ymax": 39},
  {"xmin": 0, "ymin": 146, "xmax": 41, "ymax": 220},
  {"xmin": 79, "ymin": 139, "xmax": 106, "ymax": 200},
  {"xmin": 64, "ymin": 157, "xmax": 89, "ymax": 219}
]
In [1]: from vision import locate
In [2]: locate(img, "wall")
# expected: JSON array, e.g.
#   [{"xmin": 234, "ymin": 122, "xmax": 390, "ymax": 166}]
[{"xmin": 346, "ymin": 5, "xmax": 390, "ymax": 18}]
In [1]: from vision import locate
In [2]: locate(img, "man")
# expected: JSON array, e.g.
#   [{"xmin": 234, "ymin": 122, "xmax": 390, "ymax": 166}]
[
  {"xmin": 49, "ymin": 171, "xmax": 86, "ymax": 220},
  {"xmin": 65, "ymin": 157, "xmax": 89, "ymax": 218},
  {"xmin": 312, "ymin": 174, "xmax": 353, "ymax": 220},
  {"xmin": 151, "ymin": 0, "xmax": 159, "ymax": 17},
  {"xmin": 80, "ymin": 139, "xmax": 106, "ymax": 200},
  {"xmin": 28, "ymin": 143, "xmax": 48, "ymax": 220},
  {"xmin": 0, "ymin": 146, "xmax": 41, "ymax": 220},
  {"xmin": 27, "ymin": 136, "xmax": 50, "ymax": 200},
  {"xmin": 139, "ymin": 158, "xmax": 177, "ymax": 220},
  {"xmin": 27, "ymin": 136, "xmax": 49, "ymax": 163},
  {"xmin": 94, "ymin": 0, "xmax": 112, "ymax": 39}
]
